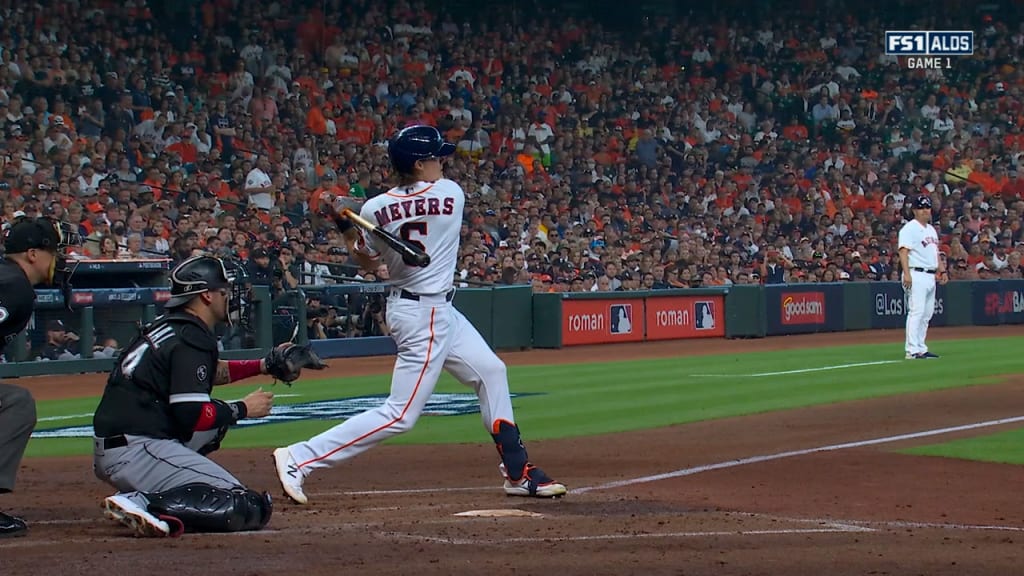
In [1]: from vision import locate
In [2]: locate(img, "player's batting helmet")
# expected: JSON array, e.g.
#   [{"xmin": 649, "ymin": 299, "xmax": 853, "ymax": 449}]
[{"xmin": 387, "ymin": 125, "xmax": 455, "ymax": 175}]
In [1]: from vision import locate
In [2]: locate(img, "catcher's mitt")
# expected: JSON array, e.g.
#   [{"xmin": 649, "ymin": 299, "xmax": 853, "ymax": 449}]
[{"xmin": 264, "ymin": 343, "xmax": 328, "ymax": 385}]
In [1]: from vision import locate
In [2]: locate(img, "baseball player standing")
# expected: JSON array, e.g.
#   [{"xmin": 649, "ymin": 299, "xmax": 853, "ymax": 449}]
[
  {"xmin": 0, "ymin": 216, "xmax": 79, "ymax": 538},
  {"xmin": 898, "ymin": 195, "xmax": 948, "ymax": 359},
  {"xmin": 273, "ymin": 125, "xmax": 567, "ymax": 504},
  {"xmin": 92, "ymin": 255, "xmax": 326, "ymax": 537}
]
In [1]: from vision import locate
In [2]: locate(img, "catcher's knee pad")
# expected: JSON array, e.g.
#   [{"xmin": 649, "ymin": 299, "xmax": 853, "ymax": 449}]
[
  {"xmin": 146, "ymin": 483, "xmax": 272, "ymax": 533},
  {"xmin": 491, "ymin": 419, "xmax": 529, "ymax": 480}
]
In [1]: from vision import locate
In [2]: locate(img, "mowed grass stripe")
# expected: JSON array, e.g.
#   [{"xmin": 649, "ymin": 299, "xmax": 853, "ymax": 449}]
[
  {"xmin": 24, "ymin": 335, "xmax": 1024, "ymax": 457},
  {"xmin": 901, "ymin": 427, "xmax": 1024, "ymax": 465}
]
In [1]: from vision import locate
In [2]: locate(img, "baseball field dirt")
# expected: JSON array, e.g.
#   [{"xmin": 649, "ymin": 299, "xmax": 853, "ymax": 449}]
[{"xmin": 4, "ymin": 326, "xmax": 1024, "ymax": 575}]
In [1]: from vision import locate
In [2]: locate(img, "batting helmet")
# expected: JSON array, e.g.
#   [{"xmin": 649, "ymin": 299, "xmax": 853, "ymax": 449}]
[
  {"xmin": 912, "ymin": 195, "xmax": 933, "ymax": 209},
  {"xmin": 387, "ymin": 125, "xmax": 455, "ymax": 175},
  {"xmin": 165, "ymin": 255, "xmax": 234, "ymax": 309}
]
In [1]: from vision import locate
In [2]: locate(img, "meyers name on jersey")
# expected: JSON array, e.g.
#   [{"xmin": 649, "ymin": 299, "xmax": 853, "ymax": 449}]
[{"xmin": 371, "ymin": 196, "xmax": 456, "ymax": 227}]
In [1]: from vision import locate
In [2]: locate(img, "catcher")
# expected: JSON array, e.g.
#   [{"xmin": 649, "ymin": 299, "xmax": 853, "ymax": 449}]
[{"xmin": 91, "ymin": 255, "xmax": 326, "ymax": 537}]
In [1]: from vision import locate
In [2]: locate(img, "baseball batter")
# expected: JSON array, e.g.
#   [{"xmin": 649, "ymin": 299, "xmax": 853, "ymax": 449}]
[
  {"xmin": 273, "ymin": 125, "xmax": 566, "ymax": 503},
  {"xmin": 898, "ymin": 195, "xmax": 948, "ymax": 359}
]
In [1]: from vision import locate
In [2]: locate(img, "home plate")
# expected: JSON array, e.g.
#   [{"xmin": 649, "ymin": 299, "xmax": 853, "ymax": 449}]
[{"xmin": 453, "ymin": 509, "xmax": 544, "ymax": 518}]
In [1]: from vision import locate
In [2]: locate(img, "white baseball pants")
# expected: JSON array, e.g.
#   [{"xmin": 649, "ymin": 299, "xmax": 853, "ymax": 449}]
[
  {"xmin": 905, "ymin": 269, "xmax": 937, "ymax": 356},
  {"xmin": 287, "ymin": 290, "xmax": 515, "ymax": 475}
]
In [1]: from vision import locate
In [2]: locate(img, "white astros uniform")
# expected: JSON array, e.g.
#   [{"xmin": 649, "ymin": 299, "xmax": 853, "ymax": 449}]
[
  {"xmin": 898, "ymin": 219, "xmax": 940, "ymax": 356},
  {"xmin": 286, "ymin": 178, "xmax": 515, "ymax": 475}
]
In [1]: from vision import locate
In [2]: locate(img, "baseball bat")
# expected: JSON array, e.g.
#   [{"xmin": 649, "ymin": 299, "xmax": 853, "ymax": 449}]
[{"xmin": 341, "ymin": 208, "xmax": 431, "ymax": 268}]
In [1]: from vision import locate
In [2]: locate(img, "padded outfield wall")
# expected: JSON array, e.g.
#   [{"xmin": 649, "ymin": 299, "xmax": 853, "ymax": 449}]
[{"xmin": 1, "ymin": 280, "xmax": 1021, "ymax": 377}]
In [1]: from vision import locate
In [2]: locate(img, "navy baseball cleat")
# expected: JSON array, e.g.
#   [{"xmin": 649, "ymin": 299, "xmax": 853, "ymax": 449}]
[
  {"xmin": 0, "ymin": 511, "xmax": 27, "ymax": 538},
  {"xmin": 918, "ymin": 352, "xmax": 940, "ymax": 359},
  {"xmin": 499, "ymin": 463, "xmax": 568, "ymax": 498}
]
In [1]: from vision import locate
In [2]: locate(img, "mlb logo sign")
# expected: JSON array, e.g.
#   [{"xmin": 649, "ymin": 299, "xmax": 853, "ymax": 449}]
[
  {"xmin": 694, "ymin": 300, "xmax": 716, "ymax": 331},
  {"xmin": 885, "ymin": 31, "xmax": 974, "ymax": 56},
  {"xmin": 609, "ymin": 304, "xmax": 633, "ymax": 335}
]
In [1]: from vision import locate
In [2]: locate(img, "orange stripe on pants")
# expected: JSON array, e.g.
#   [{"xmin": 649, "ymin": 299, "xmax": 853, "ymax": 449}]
[{"xmin": 297, "ymin": 307, "xmax": 436, "ymax": 469}]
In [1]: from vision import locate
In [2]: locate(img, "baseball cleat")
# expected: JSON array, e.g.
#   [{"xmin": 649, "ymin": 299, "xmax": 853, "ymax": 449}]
[
  {"xmin": 273, "ymin": 447, "xmax": 308, "ymax": 505},
  {"xmin": 919, "ymin": 352, "xmax": 940, "ymax": 359},
  {"xmin": 499, "ymin": 463, "xmax": 567, "ymax": 498},
  {"xmin": 0, "ymin": 511, "xmax": 27, "ymax": 538},
  {"xmin": 905, "ymin": 353, "xmax": 916, "ymax": 360},
  {"xmin": 102, "ymin": 494, "xmax": 176, "ymax": 538}
]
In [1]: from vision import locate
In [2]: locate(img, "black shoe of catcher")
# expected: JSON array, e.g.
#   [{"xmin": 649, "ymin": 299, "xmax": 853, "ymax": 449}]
[{"xmin": 0, "ymin": 511, "xmax": 27, "ymax": 538}]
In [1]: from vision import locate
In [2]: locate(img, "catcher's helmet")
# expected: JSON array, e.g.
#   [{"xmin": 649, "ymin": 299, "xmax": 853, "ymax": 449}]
[
  {"xmin": 387, "ymin": 125, "xmax": 455, "ymax": 174},
  {"xmin": 912, "ymin": 195, "xmax": 933, "ymax": 209},
  {"xmin": 165, "ymin": 255, "xmax": 233, "ymax": 309}
]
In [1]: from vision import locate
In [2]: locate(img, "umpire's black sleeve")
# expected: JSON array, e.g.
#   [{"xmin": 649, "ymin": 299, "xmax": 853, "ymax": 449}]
[{"xmin": 166, "ymin": 342, "xmax": 244, "ymax": 434}]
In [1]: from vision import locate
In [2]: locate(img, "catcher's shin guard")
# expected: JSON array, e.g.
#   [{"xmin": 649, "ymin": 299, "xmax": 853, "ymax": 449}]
[
  {"xmin": 491, "ymin": 419, "xmax": 529, "ymax": 481},
  {"xmin": 145, "ymin": 484, "xmax": 272, "ymax": 533}
]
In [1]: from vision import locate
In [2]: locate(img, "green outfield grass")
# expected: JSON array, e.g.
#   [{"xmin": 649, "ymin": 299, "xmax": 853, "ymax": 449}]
[
  {"xmin": 901, "ymin": 428, "xmax": 1024, "ymax": 465},
  {"xmin": 25, "ymin": 335, "xmax": 1024, "ymax": 458}
]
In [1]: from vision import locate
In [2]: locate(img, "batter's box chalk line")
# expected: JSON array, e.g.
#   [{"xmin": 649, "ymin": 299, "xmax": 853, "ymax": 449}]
[
  {"xmin": 377, "ymin": 525, "xmax": 873, "ymax": 546},
  {"xmin": 741, "ymin": 512, "xmax": 1024, "ymax": 534}
]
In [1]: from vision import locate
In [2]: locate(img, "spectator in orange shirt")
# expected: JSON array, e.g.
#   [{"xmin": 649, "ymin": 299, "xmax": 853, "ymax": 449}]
[
  {"xmin": 1001, "ymin": 169, "xmax": 1024, "ymax": 200},
  {"xmin": 782, "ymin": 118, "xmax": 809, "ymax": 141},
  {"xmin": 306, "ymin": 97, "xmax": 328, "ymax": 136}
]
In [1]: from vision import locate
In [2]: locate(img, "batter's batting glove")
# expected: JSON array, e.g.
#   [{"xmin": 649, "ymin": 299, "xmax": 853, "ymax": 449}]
[
  {"xmin": 324, "ymin": 195, "xmax": 364, "ymax": 234},
  {"xmin": 263, "ymin": 343, "xmax": 328, "ymax": 385}
]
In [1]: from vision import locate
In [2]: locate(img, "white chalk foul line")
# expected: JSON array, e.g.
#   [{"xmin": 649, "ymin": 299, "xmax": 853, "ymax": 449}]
[
  {"xmin": 37, "ymin": 412, "xmax": 93, "ymax": 422},
  {"xmin": 574, "ymin": 415, "xmax": 1024, "ymax": 494},
  {"xmin": 306, "ymin": 415, "xmax": 1024, "ymax": 498},
  {"xmin": 690, "ymin": 360, "xmax": 901, "ymax": 378}
]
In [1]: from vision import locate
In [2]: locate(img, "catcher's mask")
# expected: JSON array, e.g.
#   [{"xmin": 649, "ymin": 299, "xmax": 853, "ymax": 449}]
[
  {"xmin": 165, "ymin": 255, "xmax": 250, "ymax": 327},
  {"xmin": 3, "ymin": 216, "xmax": 81, "ymax": 310}
]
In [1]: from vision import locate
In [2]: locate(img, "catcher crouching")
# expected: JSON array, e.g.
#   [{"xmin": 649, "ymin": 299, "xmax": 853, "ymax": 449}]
[{"xmin": 91, "ymin": 255, "xmax": 326, "ymax": 537}]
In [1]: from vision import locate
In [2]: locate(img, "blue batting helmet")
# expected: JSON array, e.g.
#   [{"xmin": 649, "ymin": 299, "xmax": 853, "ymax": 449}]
[
  {"xmin": 912, "ymin": 195, "xmax": 933, "ymax": 209},
  {"xmin": 388, "ymin": 125, "xmax": 455, "ymax": 174}
]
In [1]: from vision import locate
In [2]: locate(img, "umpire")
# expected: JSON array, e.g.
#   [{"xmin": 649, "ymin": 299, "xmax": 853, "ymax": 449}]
[{"xmin": 0, "ymin": 216, "xmax": 79, "ymax": 538}]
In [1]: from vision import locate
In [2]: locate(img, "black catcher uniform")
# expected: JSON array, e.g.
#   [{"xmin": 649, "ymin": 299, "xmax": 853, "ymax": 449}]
[{"xmin": 92, "ymin": 255, "xmax": 272, "ymax": 537}]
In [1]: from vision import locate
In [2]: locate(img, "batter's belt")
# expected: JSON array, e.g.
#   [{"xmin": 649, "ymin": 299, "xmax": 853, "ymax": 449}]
[
  {"xmin": 911, "ymin": 267, "xmax": 936, "ymax": 274},
  {"xmin": 390, "ymin": 289, "xmax": 455, "ymax": 303}
]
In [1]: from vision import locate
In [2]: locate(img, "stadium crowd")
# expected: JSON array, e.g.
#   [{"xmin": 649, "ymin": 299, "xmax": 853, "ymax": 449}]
[{"xmin": 0, "ymin": 0, "xmax": 1021, "ymax": 317}]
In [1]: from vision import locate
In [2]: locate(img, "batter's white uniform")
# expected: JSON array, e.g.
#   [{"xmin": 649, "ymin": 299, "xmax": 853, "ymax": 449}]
[
  {"xmin": 284, "ymin": 178, "xmax": 516, "ymax": 475},
  {"xmin": 898, "ymin": 219, "xmax": 939, "ymax": 357}
]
